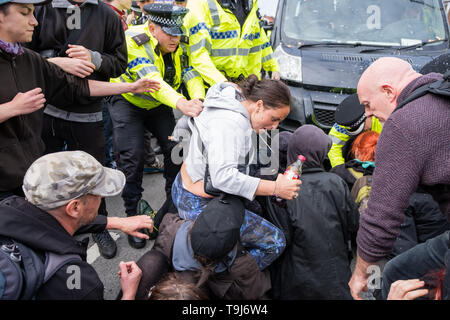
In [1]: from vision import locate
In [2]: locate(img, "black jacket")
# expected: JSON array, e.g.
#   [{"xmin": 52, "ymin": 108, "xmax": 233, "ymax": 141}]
[
  {"xmin": 27, "ymin": 0, "xmax": 127, "ymax": 113},
  {"xmin": 0, "ymin": 196, "xmax": 107, "ymax": 299},
  {"xmin": 267, "ymin": 168, "xmax": 359, "ymax": 300},
  {"xmin": 0, "ymin": 48, "xmax": 89, "ymax": 192}
]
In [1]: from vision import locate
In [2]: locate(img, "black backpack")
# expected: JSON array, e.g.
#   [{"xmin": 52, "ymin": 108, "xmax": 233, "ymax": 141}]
[
  {"xmin": 395, "ymin": 70, "xmax": 450, "ymax": 112},
  {"xmin": 0, "ymin": 236, "xmax": 81, "ymax": 300}
]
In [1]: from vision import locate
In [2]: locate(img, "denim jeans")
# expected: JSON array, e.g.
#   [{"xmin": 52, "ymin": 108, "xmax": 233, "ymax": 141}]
[
  {"xmin": 171, "ymin": 173, "xmax": 286, "ymax": 270},
  {"xmin": 381, "ymin": 230, "xmax": 450, "ymax": 299}
]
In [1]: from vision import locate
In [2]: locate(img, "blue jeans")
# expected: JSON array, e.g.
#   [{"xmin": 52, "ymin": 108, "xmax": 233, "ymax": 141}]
[
  {"xmin": 171, "ymin": 173, "xmax": 286, "ymax": 270},
  {"xmin": 381, "ymin": 230, "xmax": 450, "ymax": 299}
]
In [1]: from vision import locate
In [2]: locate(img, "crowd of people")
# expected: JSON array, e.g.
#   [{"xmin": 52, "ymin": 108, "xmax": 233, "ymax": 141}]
[{"xmin": 0, "ymin": 0, "xmax": 449, "ymax": 301}]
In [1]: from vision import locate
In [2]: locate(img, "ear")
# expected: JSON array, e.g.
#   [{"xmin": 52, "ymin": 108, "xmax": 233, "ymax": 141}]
[
  {"xmin": 256, "ymin": 99, "xmax": 264, "ymax": 111},
  {"xmin": 148, "ymin": 22, "xmax": 155, "ymax": 34},
  {"xmin": 381, "ymin": 85, "xmax": 397, "ymax": 103},
  {"xmin": 65, "ymin": 199, "xmax": 83, "ymax": 219}
]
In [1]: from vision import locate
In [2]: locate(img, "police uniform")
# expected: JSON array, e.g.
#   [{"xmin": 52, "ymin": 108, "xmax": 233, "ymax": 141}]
[
  {"xmin": 129, "ymin": 1, "xmax": 144, "ymax": 26},
  {"xmin": 109, "ymin": 4, "xmax": 204, "ymax": 223},
  {"xmin": 185, "ymin": 0, "xmax": 280, "ymax": 86},
  {"xmin": 328, "ymin": 94, "xmax": 383, "ymax": 167}
]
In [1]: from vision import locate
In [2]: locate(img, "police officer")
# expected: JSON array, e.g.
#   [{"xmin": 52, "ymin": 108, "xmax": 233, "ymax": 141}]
[
  {"xmin": 109, "ymin": 3, "xmax": 204, "ymax": 249},
  {"xmin": 127, "ymin": 1, "xmax": 142, "ymax": 25},
  {"xmin": 131, "ymin": 0, "xmax": 153, "ymax": 25},
  {"xmin": 328, "ymin": 94, "xmax": 383, "ymax": 168},
  {"xmin": 128, "ymin": 0, "xmax": 170, "ymax": 176},
  {"xmin": 185, "ymin": 0, "xmax": 280, "ymax": 87}
]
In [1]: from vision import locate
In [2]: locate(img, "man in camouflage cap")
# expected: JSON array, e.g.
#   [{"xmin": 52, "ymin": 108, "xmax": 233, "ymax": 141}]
[
  {"xmin": 0, "ymin": 151, "xmax": 154, "ymax": 299},
  {"xmin": 23, "ymin": 150, "xmax": 126, "ymax": 211}
]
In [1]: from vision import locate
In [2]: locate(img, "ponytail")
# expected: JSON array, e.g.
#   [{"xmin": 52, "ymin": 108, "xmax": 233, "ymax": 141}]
[{"xmin": 238, "ymin": 74, "xmax": 291, "ymax": 109}]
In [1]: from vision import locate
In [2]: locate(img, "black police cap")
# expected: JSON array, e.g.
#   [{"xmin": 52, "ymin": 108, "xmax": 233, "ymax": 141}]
[
  {"xmin": 334, "ymin": 93, "xmax": 366, "ymax": 131},
  {"xmin": 143, "ymin": 3, "xmax": 189, "ymax": 37},
  {"xmin": 130, "ymin": 1, "xmax": 142, "ymax": 13}
]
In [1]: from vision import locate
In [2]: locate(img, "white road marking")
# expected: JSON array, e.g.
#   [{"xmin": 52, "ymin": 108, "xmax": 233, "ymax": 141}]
[{"xmin": 87, "ymin": 232, "xmax": 120, "ymax": 264}]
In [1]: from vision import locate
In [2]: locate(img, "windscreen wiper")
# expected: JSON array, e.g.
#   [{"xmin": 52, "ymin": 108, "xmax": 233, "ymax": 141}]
[
  {"xmin": 359, "ymin": 38, "xmax": 447, "ymax": 53},
  {"xmin": 409, "ymin": 0, "xmax": 437, "ymax": 10},
  {"xmin": 396, "ymin": 38, "xmax": 448, "ymax": 51},
  {"xmin": 298, "ymin": 41, "xmax": 364, "ymax": 49}
]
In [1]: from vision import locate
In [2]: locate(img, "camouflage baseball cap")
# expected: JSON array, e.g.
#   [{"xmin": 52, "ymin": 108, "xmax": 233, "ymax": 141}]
[{"xmin": 22, "ymin": 151, "xmax": 125, "ymax": 211}]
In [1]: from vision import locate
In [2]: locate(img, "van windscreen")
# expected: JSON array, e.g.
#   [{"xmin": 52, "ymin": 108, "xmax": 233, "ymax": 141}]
[{"xmin": 281, "ymin": 0, "xmax": 447, "ymax": 47}]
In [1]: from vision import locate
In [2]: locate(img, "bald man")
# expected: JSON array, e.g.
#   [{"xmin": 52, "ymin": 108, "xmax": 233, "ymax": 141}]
[{"xmin": 349, "ymin": 57, "xmax": 450, "ymax": 300}]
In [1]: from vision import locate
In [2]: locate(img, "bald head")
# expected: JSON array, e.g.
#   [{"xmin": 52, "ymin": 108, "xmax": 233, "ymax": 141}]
[
  {"xmin": 358, "ymin": 57, "xmax": 419, "ymax": 94},
  {"xmin": 357, "ymin": 57, "xmax": 421, "ymax": 123}
]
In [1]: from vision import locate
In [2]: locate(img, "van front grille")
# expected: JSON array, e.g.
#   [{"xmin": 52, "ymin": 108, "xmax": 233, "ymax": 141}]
[{"xmin": 313, "ymin": 104, "xmax": 337, "ymax": 127}]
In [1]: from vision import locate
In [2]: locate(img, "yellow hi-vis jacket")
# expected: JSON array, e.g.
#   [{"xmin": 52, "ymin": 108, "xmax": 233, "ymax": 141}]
[
  {"xmin": 110, "ymin": 23, "xmax": 205, "ymax": 110},
  {"xmin": 186, "ymin": 0, "xmax": 279, "ymax": 86},
  {"xmin": 328, "ymin": 117, "xmax": 383, "ymax": 168}
]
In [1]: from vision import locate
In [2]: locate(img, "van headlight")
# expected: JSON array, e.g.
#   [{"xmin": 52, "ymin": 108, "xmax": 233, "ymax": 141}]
[{"xmin": 273, "ymin": 45, "xmax": 302, "ymax": 83}]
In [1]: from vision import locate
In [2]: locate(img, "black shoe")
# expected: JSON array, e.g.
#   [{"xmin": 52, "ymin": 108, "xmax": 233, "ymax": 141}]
[
  {"xmin": 92, "ymin": 230, "xmax": 117, "ymax": 259},
  {"xmin": 128, "ymin": 234, "xmax": 146, "ymax": 249}
]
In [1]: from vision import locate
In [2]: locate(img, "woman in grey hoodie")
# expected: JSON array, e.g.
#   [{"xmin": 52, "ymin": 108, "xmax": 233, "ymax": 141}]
[{"xmin": 171, "ymin": 75, "xmax": 301, "ymax": 270}]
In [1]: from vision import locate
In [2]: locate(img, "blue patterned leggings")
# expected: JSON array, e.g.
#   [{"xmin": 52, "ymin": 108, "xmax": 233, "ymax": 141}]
[{"xmin": 171, "ymin": 173, "xmax": 286, "ymax": 270}]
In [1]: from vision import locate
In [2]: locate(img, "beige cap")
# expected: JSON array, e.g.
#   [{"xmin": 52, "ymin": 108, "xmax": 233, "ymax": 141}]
[{"xmin": 23, "ymin": 151, "xmax": 125, "ymax": 211}]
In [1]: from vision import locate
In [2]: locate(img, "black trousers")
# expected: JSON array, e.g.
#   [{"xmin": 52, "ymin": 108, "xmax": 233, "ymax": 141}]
[
  {"xmin": 41, "ymin": 113, "xmax": 108, "ymax": 216},
  {"xmin": 108, "ymin": 95, "xmax": 181, "ymax": 215}
]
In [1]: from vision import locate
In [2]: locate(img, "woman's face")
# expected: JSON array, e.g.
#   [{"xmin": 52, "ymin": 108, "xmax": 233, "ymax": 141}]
[{"xmin": 250, "ymin": 101, "xmax": 290, "ymax": 133}]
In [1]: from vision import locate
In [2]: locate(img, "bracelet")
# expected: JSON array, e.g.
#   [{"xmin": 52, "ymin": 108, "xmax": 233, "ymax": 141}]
[{"xmin": 273, "ymin": 181, "xmax": 278, "ymax": 197}]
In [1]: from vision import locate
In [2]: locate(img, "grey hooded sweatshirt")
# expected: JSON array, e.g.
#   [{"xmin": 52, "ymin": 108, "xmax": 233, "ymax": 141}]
[{"xmin": 181, "ymin": 82, "xmax": 260, "ymax": 201}]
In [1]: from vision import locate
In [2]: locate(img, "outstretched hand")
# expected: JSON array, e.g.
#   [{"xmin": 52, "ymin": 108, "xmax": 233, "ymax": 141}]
[{"xmin": 129, "ymin": 79, "xmax": 161, "ymax": 94}]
